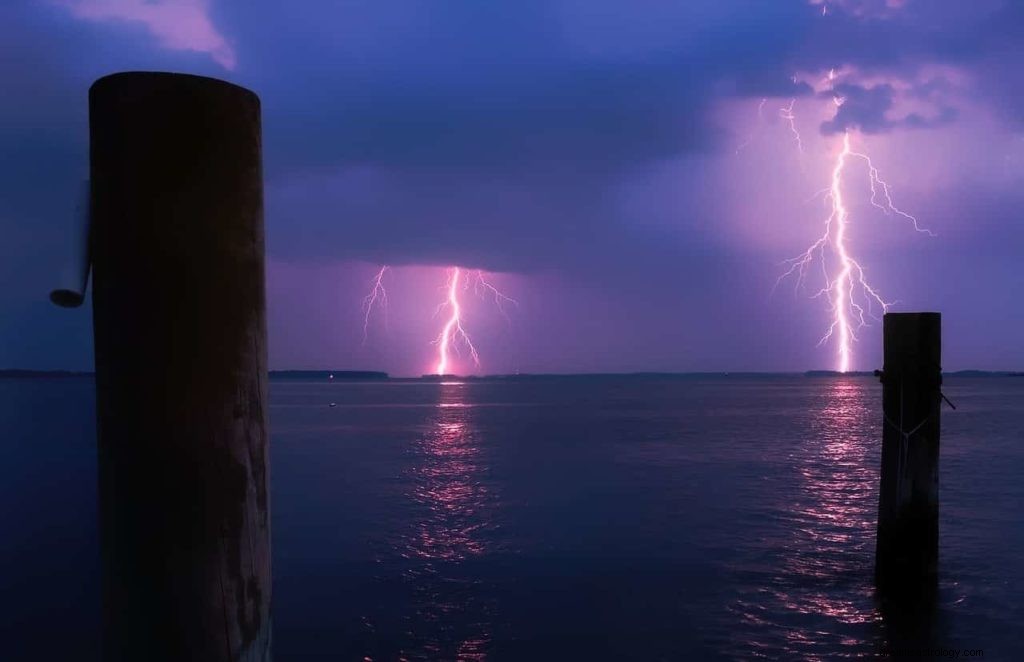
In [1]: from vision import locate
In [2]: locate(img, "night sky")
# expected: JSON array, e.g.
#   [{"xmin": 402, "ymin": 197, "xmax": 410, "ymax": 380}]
[{"xmin": 2, "ymin": 0, "xmax": 1023, "ymax": 376}]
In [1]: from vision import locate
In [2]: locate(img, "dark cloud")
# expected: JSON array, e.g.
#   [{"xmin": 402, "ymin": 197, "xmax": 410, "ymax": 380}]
[
  {"xmin": 967, "ymin": 2, "xmax": 1024, "ymax": 126},
  {"xmin": 2, "ymin": 0, "xmax": 1024, "ymax": 370},
  {"xmin": 230, "ymin": 2, "xmax": 815, "ymax": 178},
  {"xmin": 262, "ymin": 65, "xmax": 717, "ymax": 175},
  {"xmin": 820, "ymin": 82, "xmax": 957, "ymax": 134},
  {"xmin": 805, "ymin": 0, "xmax": 1024, "ymax": 127},
  {"xmin": 264, "ymin": 165, "xmax": 696, "ymax": 274}
]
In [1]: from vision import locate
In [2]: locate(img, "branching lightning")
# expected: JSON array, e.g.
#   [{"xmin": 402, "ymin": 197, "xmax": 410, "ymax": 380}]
[
  {"xmin": 472, "ymin": 270, "xmax": 519, "ymax": 326},
  {"xmin": 761, "ymin": 56, "xmax": 933, "ymax": 373},
  {"xmin": 736, "ymin": 98, "xmax": 768, "ymax": 154},
  {"xmin": 430, "ymin": 268, "xmax": 518, "ymax": 375},
  {"xmin": 433, "ymin": 267, "xmax": 480, "ymax": 375},
  {"xmin": 361, "ymin": 265, "xmax": 389, "ymax": 345},
  {"xmin": 780, "ymin": 99, "xmax": 805, "ymax": 154},
  {"xmin": 776, "ymin": 129, "xmax": 933, "ymax": 372},
  {"xmin": 358, "ymin": 264, "xmax": 517, "ymax": 375}
]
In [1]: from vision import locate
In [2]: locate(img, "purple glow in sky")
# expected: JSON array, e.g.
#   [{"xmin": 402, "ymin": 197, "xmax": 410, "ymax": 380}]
[{"xmin": 2, "ymin": 0, "xmax": 1023, "ymax": 375}]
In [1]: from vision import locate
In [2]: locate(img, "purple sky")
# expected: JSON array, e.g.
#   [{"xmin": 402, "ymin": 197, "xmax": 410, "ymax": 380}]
[{"xmin": 2, "ymin": 0, "xmax": 1023, "ymax": 375}]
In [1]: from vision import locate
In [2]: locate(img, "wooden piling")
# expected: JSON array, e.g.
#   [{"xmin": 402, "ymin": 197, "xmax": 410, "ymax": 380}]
[
  {"xmin": 875, "ymin": 312, "xmax": 941, "ymax": 588},
  {"xmin": 89, "ymin": 72, "xmax": 271, "ymax": 660}
]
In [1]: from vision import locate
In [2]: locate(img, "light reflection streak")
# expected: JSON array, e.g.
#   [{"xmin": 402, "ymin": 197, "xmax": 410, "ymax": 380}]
[
  {"xmin": 729, "ymin": 379, "xmax": 885, "ymax": 659},
  {"xmin": 396, "ymin": 382, "xmax": 498, "ymax": 660},
  {"xmin": 406, "ymin": 386, "xmax": 491, "ymax": 561},
  {"xmin": 776, "ymin": 381, "xmax": 878, "ymax": 624}
]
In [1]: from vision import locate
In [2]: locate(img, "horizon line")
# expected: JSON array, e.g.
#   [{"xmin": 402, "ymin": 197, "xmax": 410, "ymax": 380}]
[{"xmin": 2, "ymin": 368, "xmax": 1022, "ymax": 379}]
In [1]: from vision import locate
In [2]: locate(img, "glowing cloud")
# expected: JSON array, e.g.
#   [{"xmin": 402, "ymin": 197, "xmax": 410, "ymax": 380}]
[{"xmin": 55, "ymin": 0, "xmax": 236, "ymax": 69}]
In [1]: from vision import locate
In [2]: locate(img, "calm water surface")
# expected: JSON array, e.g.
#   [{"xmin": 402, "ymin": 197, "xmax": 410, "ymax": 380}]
[{"xmin": 1, "ymin": 376, "xmax": 1022, "ymax": 660}]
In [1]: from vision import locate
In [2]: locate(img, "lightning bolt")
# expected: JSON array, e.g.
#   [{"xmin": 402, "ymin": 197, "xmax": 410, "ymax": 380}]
[
  {"xmin": 780, "ymin": 99, "xmax": 805, "ymax": 155},
  {"xmin": 736, "ymin": 98, "xmax": 768, "ymax": 154},
  {"xmin": 361, "ymin": 265, "xmax": 389, "ymax": 345},
  {"xmin": 433, "ymin": 267, "xmax": 480, "ymax": 375},
  {"xmin": 777, "ymin": 131, "xmax": 932, "ymax": 372},
  {"xmin": 472, "ymin": 270, "xmax": 519, "ymax": 327}
]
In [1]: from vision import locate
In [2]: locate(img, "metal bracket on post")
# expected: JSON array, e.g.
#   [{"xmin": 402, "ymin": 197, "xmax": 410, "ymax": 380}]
[{"xmin": 50, "ymin": 180, "xmax": 92, "ymax": 308}]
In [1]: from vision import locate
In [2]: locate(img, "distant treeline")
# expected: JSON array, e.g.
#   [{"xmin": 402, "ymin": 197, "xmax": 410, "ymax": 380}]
[
  {"xmin": 0, "ymin": 369, "xmax": 391, "ymax": 380},
  {"xmin": 269, "ymin": 370, "xmax": 389, "ymax": 381},
  {"xmin": 0, "ymin": 369, "xmax": 92, "ymax": 379},
  {"xmin": 944, "ymin": 370, "xmax": 1024, "ymax": 377},
  {"xmin": 804, "ymin": 370, "xmax": 1023, "ymax": 377}
]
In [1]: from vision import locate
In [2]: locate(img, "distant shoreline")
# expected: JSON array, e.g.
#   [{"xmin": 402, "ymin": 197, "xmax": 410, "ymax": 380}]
[
  {"xmin": 271, "ymin": 370, "xmax": 389, "ymax": 381},
  {"xmin": 0, "ymin": 369, "xmax": 93, "ymax": 379},
  {"xmin": 3, "ymin": 368, "xmax": 1021, "ymax": 380}
]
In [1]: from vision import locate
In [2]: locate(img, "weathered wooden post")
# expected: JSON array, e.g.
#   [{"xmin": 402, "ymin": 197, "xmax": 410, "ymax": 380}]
[
  {"xmin": 875, "ymin": 312, "xmax": 941, "ymax": 589},
  {"xmin": 90, "ymin": 72, "xmax": 271, "ymax": 660}
]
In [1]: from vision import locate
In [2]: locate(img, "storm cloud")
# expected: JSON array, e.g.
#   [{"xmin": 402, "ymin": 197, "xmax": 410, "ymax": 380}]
[{"xmin": 2, "ymin": 0, "xmax": 1023, "ymax": 372}]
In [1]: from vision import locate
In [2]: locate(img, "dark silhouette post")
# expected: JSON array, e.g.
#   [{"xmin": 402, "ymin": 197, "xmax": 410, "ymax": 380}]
[
  {"xmin": 90, "ymin": 72, "xmax": 271, "ymax": 660},
  {"xmin": 875, "ymin": 312, "xmax": 941, "ymax": 589}
]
